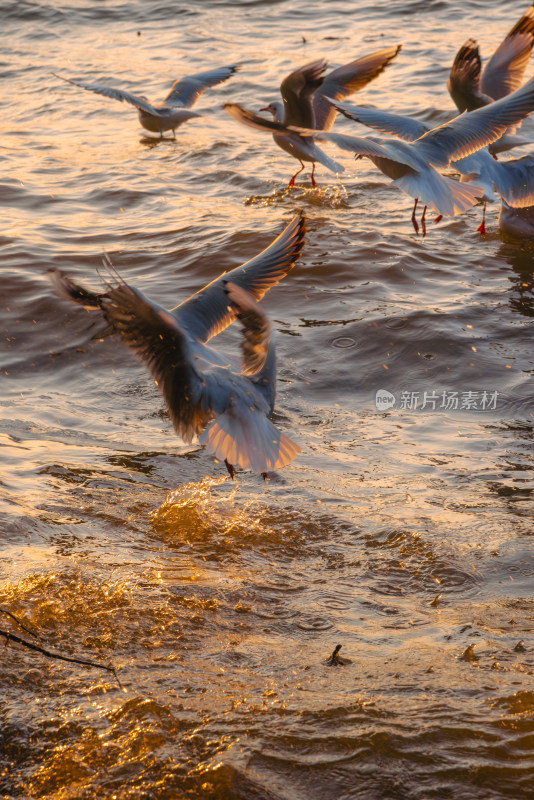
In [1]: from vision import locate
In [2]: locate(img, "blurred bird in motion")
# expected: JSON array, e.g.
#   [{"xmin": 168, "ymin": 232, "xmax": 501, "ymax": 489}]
[
  {"xmin": 303, "ymin": 75, "xmax": 534, "ymax": 235},
  {"xmin": 225, "ymin": 45, "xmax": 401, "ymax": 187},
  {"xmin": 54, "ymin": 65, "xmax": 240, "ymax": 137},
  {"xmin": 498, "ymin": 201, "xmax": 534, "ymax": 236},
  {"xmin": 317, "ymin": 102, "xmax": 534, "ymax": 235},
  {"xmin": 446, "ymin": 3, "xmax": 534, "ymax": 157},
  {"xmin": 48, "ymin": 214, "xmax": 306, "ymax": 478},
  {"xmin": 448, "ymin": 4, "xmax": 534, "ymax": 113}
]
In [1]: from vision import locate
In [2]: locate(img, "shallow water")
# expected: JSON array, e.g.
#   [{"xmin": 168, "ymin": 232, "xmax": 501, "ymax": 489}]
[{"xmin": 1, "ymin": 0, "xmax": 534, "ymax": 798}]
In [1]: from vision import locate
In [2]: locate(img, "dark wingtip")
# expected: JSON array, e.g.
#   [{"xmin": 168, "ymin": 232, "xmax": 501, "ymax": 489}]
[
  {"xmin": 47, "ymin": 268, "xmax": 102, "ymax": 308},
  {"xmin": 289, "ymin": 211, "xmax": 307, "ymax": 261},
  {"xmin": 508, "ymin": 4, "xmax": 534, "ymax": 39}
]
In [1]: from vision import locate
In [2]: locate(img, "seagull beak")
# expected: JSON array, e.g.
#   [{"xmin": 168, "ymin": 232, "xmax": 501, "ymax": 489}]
[{"xmin": 259, "ymin": 106, "xmax": 270, "ymax": 113}]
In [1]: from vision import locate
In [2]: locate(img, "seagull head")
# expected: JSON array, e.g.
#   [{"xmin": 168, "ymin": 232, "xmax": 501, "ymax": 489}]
[{"xmin": 260, "ymin": 101, "xmax": 284, "ymax": 123}]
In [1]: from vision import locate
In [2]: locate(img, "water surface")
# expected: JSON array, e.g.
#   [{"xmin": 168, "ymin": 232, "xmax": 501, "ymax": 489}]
[{"xmin": 1, "ymin": 1, "xmax": 533, "ymax": 798}]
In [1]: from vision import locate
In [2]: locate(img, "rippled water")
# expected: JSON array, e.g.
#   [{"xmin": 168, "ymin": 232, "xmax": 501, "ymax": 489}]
[{"xmin": 2, "ymin": 1, "xmax": 534, "ymax": 798}]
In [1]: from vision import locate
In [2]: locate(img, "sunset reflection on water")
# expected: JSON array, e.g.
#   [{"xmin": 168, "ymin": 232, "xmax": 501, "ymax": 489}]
[{"xmin": 1, "ymin": 1, "xmax": 534, "ymax": 798}]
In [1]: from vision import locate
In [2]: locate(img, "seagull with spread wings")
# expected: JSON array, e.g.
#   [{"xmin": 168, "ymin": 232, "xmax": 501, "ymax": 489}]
[
  {"xmin": 48, "ymin": 214, "xmax": 306, "ymax": 479},
  {"xmin": 225, "ymin": 46, "xmax": 401, "ymax": 187},
  {"xmin": 319, "ymin": 100, "xmax": 534, "ymax": 234},
  {"xmin": 448, "ymin": 3, "xmax": 534, "ymax": 113},
  {"xmin": 303, "ymin": 76, "xmax": 534, "ymax": 234},
  {"xmin": 54, "ymin": 65, "xmax": 240, "ymax": 137}
]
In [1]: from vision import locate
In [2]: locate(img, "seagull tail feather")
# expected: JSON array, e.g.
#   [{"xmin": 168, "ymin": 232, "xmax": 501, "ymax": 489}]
[
  {"xmin": 199, "ymin": 411, "xmax": 300, "ymax": 473},
  {"xmin": 393, "ymin": 172, "xmax": 483, "ymax": 216}
]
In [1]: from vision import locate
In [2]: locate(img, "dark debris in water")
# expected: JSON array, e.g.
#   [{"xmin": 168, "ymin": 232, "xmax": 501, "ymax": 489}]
[
  {"xmin": 460, "ymin": 644, "xmax": 478, "ymax": 662},
  {"xmin": 325, "ymin": 644, "xmax": 351, "ymax": 666}
]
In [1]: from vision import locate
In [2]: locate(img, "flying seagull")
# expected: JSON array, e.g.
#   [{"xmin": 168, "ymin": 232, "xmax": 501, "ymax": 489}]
[
  {"xmin": 499, "ymin": 201, "xmax": 534, "ymax": 236},
  {"xmin": 448, "ymin": 4, "xmax": 534, "ymax": 113},
  {"xmin": 48, "ymin": 214, "xmax": 306, "ymax": 478},
  {"xmin": 225, "ymin": 46, "xmax": 401, "ymax": 187},
  {"xmin": 54, "ymin": 65, "xmax": 240, "ymax": 137},
  {"xmin": 318, "ymin": 101, "xmax": 534, "ymax": 234},
  {"xmin": 308, "ymin": 75, "xmax": 534, "ymax": 234}
]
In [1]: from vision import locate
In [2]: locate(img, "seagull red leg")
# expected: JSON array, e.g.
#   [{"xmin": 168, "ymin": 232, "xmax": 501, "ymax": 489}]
[
  {"xmin": 289, "ymin": 161, "xmax": 305, "ymax": 187},
  {"xmin": 310, "ymin": 162, "xmax": 317, "ymax": 188},
  {"xmin": 434, "ymin": 215, "xmax": 443, "ymax": 224},
  {"xmin": 411, "ymin": 198, "xmax": 420, "ymax": 234},
  {"xmin": 421, "ymin": 205, "xmax": 427, "ymax": 238},
  {"xmin": 476, "ymin": 202, "xmax": 487, "ymax": 235},
  {"xmin": 224, "ymin": 459, "xmax": 236, "ymax": 480}
]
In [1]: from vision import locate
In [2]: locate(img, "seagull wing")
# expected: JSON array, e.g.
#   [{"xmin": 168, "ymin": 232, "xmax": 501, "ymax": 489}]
[
  {"xmin": 447, "ymin": 39, "xmax": 493, "ymax": 112},
  {"xmin": 280, "ymin": 59, "xmax": 327, "ymax": 127},
  {"xmin": 172, "ymin": 213, "xmax": 306, "ymax": 343},
  {"xmin": 163, "ymin": 65, "xmax": 239, "ymax": 107},
  {"xmin": 498, "ymin": 154, "xmax": 534, "ymax": 206},
  {"xmin": 313, "ymin": 46, "xmax": 402, "ymax": 131},
  {"xmin": 53, "ymin": 73, "xmax": 162, "ymax": 116},
  {"xmin": 312, "ymin": 110, "xmax": 415, "ymax": 168},
  {"xmin": 100, "ymin": 283, "xmax": 208, "ymax": 442},
  {"xmin": 224, "ymin": 102, "xmax": 291, "ymax": 133},
  {"xmin": 223, "ymin": 282, "xmax": 271, "ymax": 376},
  {"xmin": 198, "ymin": 285, "xmax": 300, "ymax": 472},
  {"xmin": 481, "ymin": 4, "xmax": 534, "ymax": 100},
  {"xmin": 326, "ymin": 99, "xmax": 429, "ymax": 141},
  {"xmin": 48, "ymin": 271, "xmax": 207, "ymax": 443},
  {"xmin": 415, "ymin": 75, "xmax": 534, "ymax": 166}
]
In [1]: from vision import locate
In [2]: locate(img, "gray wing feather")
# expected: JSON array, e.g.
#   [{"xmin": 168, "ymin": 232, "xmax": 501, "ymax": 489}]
[
  {"xmin": 481, "ymin": 5, "xmax": 534, "ymax": 100},
  {"xmin": 498, "ymin": 154, "xmax": 534, "ymax": 206},
  {"xmin": 280, "ymin": 60, "xmax": 327, "ymax": 127},
  {"xmin": 163, "ymin": 65, "xmax": 239, "ymax": 107},
  {"xmin": 223, "ymin": 282, "xmax": 271, "ymax": 376},
  {"xmin": 53, "ymin": 73, "xmax": 162, "ymax": 116},
  {"xmin": 313, "ymin": 46, "xmax": 401, "ymax": 131},
  {"xmin": 314, "ymin": 117, "xmax": 415, "ymax": 168},
  {"xmin": 326, "ymin": 100, "xmax": 429, "ymax": 141},
  {"xmin": 48, "ymin": 271, "xmax": 207, "ymax": 443},
  {"xmin": 172, "ymin": 213, "xmax": 306, "ymax": 342},
  {"xmin": 100, "ymin": 284, "xmax": 207, "ymax": 442},
  {"xmin": 416, "ymin": 75, "xmax": 534, "ymax": 166},
  {"xmin": 447, "ymin": 40, "xmax": 493, "ymax": 112}
]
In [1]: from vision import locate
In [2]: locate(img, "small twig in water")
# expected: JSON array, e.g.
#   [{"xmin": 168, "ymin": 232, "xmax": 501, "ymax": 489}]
[
  {"xmin": 327, "ymin": 644, "xmax": 342, "ymax": 666},
  {"xmin": 0, "ymin": 628, "xmax": 123, "ymax": 689},
  {"xmin": 0, "ymin": 608, "xmax": 41, "ymax": 639}
]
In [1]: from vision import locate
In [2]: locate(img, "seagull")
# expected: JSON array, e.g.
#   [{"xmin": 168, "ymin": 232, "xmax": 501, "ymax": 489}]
[
  {"xmin": 225, "ymin": 46, "xmax": 401, "ymax": 187},
  {"xmin": 54, "ymin": 65, "xmax": 240, "ymax": 137},
  {"xmin": 448, "ymin": 4, "xmax": 534, "ymax": 113},
  {"xmin": 307, "ymin": 76, "xmax": 534, "ymax": 234},
  {"xmin": 48, "ymin": 214, "xmax": 306, "ymax": 478},
  {"xmin": 319, "ymin": 102, "xmax": 534, "ymax": 233},
  {"xmin": 499, "ymin": 201, "xmax": 534, "ymax": 236}
]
